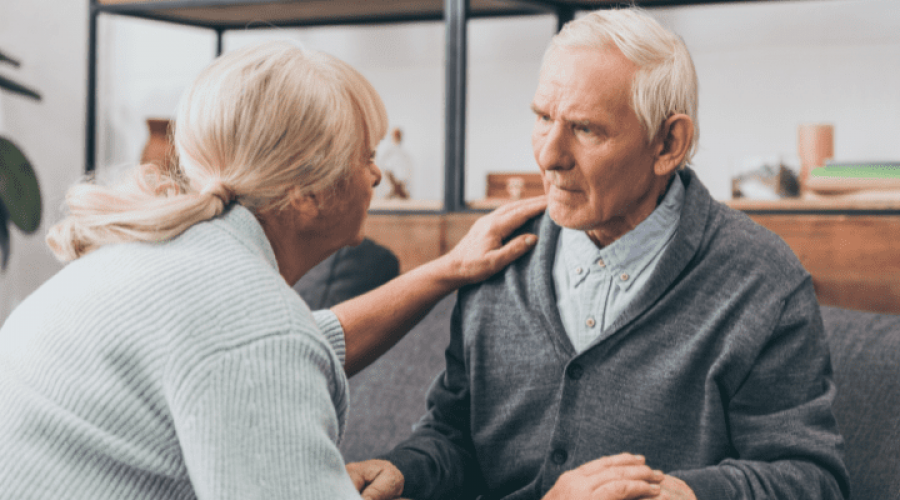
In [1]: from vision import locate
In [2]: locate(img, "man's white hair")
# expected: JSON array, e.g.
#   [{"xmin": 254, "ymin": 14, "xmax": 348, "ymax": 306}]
[{"xmin": 545, "ymin": 8, "xmax": 699, "ymax": 166}]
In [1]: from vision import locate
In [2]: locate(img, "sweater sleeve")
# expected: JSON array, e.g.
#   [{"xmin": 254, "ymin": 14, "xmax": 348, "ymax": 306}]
[
  {"xmin": 670, "ymin": 278, "xmax": 850, "ymax": 500},
  {"xmin": 169, "ymin": 332, "xmax": 361, "ymax": 500},
  {"xmin": 313, "ymin": 309, "xmax": 346, "ymax": 367},
  {"xmin": 380, "ymin": 298, "xmax": 487, "ymax": 500}
]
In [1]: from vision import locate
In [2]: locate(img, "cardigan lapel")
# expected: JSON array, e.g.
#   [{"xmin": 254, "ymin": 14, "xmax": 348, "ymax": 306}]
[
  {"xmin": 527, "ymin": 212, "xmax": 578, "ymax": 358},
  {"xmin": 584, "ymin": 167, "xmax": 711, "ymax": 351}
]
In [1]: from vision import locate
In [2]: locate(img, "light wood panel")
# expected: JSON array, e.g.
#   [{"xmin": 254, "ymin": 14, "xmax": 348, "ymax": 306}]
[
  {"xmin": 364, "ymin": 214, "xmax": 444, "ymax": 274},
  {"xmin": 746, "ymin": 214, "xmax": 900, "ymax": 313},
  {"xmin": 443, "ymin": 213, "xmax": 483, "ymax": 252}
]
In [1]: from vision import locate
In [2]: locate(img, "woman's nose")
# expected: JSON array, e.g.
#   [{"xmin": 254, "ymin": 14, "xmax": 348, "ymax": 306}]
[{"xmin": 370, "ymin": 162, "xmax": 382, "ymax": 187}]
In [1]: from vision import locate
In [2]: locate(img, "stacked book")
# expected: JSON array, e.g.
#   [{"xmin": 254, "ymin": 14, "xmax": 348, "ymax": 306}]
[{"xmin": 805, "ymin": 162, "xmax": 900, "ymax": 195}]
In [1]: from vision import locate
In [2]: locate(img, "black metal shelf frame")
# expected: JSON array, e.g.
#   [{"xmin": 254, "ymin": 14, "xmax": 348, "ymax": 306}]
[{"xmin": 84, "ymin": 0, "xmax": 587, "ymax": 212}]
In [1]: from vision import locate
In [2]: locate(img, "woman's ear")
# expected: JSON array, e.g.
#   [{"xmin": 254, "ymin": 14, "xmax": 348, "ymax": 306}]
[
  {"xmin": 287, "ymin": 186, "xmax": 321, "ymax": 222},
  {"xmin": 653, "ymin": 114, "xmax": 694, "ymax": 176}
]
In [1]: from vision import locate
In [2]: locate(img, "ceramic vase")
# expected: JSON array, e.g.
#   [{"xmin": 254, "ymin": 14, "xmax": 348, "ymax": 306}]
[{"xmin": 140, "ymin": 118, "xmax": 175, "ymax": 170}]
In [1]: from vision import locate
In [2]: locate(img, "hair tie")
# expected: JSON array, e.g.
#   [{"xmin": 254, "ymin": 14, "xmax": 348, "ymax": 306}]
[{"xmin": 199, "ymin": 182, "xmax": 234, "ymax": 204}]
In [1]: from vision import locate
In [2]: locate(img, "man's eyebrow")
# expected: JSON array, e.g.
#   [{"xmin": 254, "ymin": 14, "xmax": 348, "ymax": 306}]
[
  {"xmin": 529, "ymin": 103, "xmax": 545, "ymax": 115},
  {"xmin": 570, "ymin": 118, "xmax": 593, "ymax": 128}
]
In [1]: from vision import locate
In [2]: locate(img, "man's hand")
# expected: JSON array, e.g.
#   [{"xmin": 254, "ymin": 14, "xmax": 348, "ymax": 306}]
[
  {"xmin": 542, "ymin": 453, "xmax": 664, "ymax": 500},
  {"xmin": 654, "ymin": 474, "xmax": 697, "ymax": 500},
  {"xmin": 438, "ymin": 195, "xmax": 547, "ymax": 287},
  {"xmin": 346, "ymin": 459, "xmax": 404, "ymax": 500}
]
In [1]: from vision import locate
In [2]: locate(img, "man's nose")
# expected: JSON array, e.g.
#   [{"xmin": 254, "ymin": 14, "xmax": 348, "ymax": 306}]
[{"xmin": 537, "ymin": 123, "xmax": 573, "ymax": 171}]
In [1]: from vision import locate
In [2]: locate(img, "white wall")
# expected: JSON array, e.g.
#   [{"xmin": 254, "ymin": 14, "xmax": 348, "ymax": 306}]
[
  {"xmin": 0, "ymin": 0, "xmax": 87, "ymax": 321},
  {"xmin": 3, "ymin": 0, "xmax": 900, "ymax": 324},
  {"xmin": 95, "ymin": 17, "xmax": 215, "ymax": 184},
  {"xmin": 225, "ymin": 23, "xmax": 451, "ymax": 202},
  {"xmin": 654, "ymin": 0, "xmax": 900, "ymax": 198}
]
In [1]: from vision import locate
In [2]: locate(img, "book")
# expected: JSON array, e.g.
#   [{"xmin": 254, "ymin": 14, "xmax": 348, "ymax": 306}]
[{"xmin": 806, "ymin": 162, "xmax": 900, "ymax": 194}]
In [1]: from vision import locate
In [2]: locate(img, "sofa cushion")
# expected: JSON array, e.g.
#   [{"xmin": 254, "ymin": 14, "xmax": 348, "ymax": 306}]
[
  {"xmin": 821, "ymin": 306, "xmax": 900, "ymax": 500},
  {"xmin": 293, "ymin": 238, "xmax": 400, "ymax": 310},
  {"xmin": 340, "ymin": 294, "xmax": 454, "ymax": 463}
]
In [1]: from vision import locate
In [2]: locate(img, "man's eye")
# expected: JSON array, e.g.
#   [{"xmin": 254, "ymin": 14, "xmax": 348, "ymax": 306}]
[{"xmin": 574, "ymin": 125, "xmax": 592, "ymax": 134}]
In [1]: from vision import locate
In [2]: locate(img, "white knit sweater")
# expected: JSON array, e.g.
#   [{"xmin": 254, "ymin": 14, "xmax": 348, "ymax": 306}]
[{"xmin": 0, "ymin": 204, "xmax": 362, "ymax": 499}]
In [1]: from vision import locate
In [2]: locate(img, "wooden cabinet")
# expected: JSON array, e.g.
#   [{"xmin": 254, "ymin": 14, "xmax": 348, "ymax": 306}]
[
  {"xmin": 365, "ymin": 212, "xmax": 481, "ymax": 274},
  {"xmin": 730, "ymin": 198, "xmax": 900, "ymax": 314},
  {"xmin": 367, "ymin": 197, "xmax": 900, "ymax": 314}
]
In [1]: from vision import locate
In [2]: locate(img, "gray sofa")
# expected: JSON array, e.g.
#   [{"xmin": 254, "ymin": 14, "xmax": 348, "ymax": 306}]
[{"xmin": 339, "ymin": 295, "xmax": 900, "ymax": 500}]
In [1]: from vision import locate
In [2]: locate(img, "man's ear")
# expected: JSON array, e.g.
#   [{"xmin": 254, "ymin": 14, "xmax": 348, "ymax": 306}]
[{"xmin": 653, "ymin": 113, "xmax": 694, "ymax": 176}]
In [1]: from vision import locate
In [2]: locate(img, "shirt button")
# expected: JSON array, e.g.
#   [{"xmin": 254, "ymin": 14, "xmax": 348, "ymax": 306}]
[
  {"xmin": 566, "ymin": 363, "xmax": 584, "ymax": 380},
  {"xmin": 585, "ymin": 317, "xmax": 596, "ymax": 328},
  {"xmin": 575, "ymin": 267, "xmax": 584, "ymax": 275},
  {"xmin": 596, "ymin": 258, "xmax": 606, "ymax": 267},
  {"xmin": 551, "ymin": 448, "xmax": 568, "ymax": 465},
  {"xmin": 620, "ymin": 273, "xmax": 630, "ymax": 281}
]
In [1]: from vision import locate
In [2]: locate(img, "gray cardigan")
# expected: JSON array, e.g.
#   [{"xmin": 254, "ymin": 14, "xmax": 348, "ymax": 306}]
[{"xmin": 383, "ymin": 168, "xmax": 849, "ymax": 500}]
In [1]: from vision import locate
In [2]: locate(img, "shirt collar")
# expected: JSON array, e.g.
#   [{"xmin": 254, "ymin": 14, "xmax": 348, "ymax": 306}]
[{"xmin": 559, "ymin": 174, "xmax": 685, "ymax": 292}]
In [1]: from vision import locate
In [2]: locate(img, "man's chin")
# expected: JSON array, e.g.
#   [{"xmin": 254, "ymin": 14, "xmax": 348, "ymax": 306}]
[{"xmin": 547, "ymin": 203, "xmax": 592, "ymax": 231}]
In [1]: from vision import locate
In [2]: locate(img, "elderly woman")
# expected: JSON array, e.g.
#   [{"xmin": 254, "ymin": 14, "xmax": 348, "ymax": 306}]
[{"xmin": 0, "ymin": 41, "xmax": 544, "ymax": 499}]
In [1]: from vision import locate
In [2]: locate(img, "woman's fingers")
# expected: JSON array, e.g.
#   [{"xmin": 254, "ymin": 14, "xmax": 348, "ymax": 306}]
[
  {"xmin": 486, "ymin": 233, "xmax": 538, "ymax": 268},
  {"xmin": 345, "ymin": 460, "xmax": 404, "ymax": 500},
  {"xmin": 443, "ymin": 196, "xmax": 546, "ymax": 284},
  {"xmin": 488, "ymin": 195, "xmax": 548, "ymax": 234}
]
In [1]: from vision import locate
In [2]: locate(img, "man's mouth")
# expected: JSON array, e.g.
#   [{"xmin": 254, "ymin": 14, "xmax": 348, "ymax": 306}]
[
  {"xmin": 544, "ymin": 171, "xmax": 579, "ymax": 192},
  {"xmin": 548, "ymin": 181, "xmax": 579, "ymax": 193}
]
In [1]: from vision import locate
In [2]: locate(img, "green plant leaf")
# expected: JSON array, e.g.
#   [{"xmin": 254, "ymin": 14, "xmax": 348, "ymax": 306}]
[
  {"xmin": 0, "ymin": 49, "xmax": 21, "ymax": 67},
  {"xmin": 0, "ymin": 137, "xmax": 41, "ymax": 233},
  {"xmin": 0, "ymin": 74, "xmax": 41, "ymax": 101}
]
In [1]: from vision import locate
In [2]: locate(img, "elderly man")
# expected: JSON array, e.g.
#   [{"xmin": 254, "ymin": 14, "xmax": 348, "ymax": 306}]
[{"xmin": 348, "ymin": 7, "xmax": 848, "ymax": 500}]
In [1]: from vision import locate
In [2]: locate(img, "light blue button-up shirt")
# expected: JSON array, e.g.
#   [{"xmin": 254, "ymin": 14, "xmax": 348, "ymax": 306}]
[{"xmin": 552, "ymin": 175, "xmax": 685, "ymax": 352}]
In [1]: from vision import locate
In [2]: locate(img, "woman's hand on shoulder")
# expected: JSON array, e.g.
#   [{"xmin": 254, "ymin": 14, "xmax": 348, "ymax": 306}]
[{"xmin": 439, "ymin": 195, "xmax": 546, "ymax": 287}]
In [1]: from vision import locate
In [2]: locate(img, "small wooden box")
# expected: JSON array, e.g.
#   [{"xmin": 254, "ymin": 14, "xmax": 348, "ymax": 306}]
[{"xmin": 486, "ymin": 172, "xmax": 544, "ymax": 200}]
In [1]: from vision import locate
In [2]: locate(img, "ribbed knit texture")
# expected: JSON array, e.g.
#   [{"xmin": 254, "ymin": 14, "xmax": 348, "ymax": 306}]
[{"xmin": 0, "ymin": 204, "xmax": 361, "ymax": 499}]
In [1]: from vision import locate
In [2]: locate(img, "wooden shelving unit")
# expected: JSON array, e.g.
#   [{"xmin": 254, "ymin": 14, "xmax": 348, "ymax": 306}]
[
  {"xmin": 85, "ymin": 0, "xmax": 777, "ymax": 211},
  {"xmin": 728, "ymin": 195, "xmax": 900, "ymax": 314},
  {"xmin": 85, "ymin": 0, "xmax": 560, "ymax": 213}
]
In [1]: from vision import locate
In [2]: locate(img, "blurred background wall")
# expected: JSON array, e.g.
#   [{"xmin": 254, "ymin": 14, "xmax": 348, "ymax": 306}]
[{"xmin": 0, "ymin": 0, "xmax": 88, "ymax": 320}]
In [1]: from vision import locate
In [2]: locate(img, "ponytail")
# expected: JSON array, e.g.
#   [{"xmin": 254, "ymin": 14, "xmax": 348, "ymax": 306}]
[{"xmin": 46, "ymin": 164, "xmax": 231, "ymax": 262}]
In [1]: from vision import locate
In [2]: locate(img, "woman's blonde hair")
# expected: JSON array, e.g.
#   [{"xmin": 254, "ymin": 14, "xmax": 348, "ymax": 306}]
[
  {"xmin": 546, "ymin": 8, "xmax": 699, "ymax": 166},
  {"xmin": 48, "ymin": 41, "xmax": 388, "ymax": 261}
]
